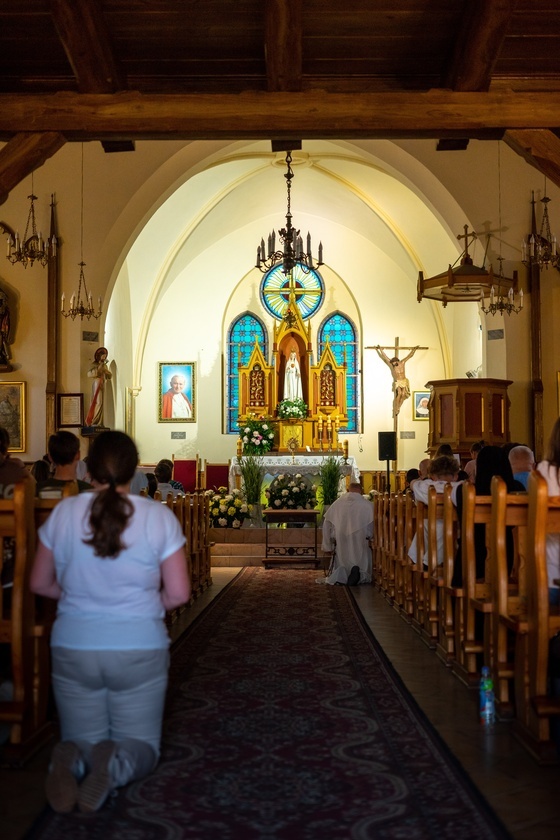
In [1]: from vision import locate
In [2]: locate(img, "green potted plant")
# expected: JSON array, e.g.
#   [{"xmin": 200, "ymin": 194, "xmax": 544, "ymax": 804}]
[
  {"xmin": 319, "ymin": 455, "xmax": 344, "ymax": 507},
  {"xmin": 238, "ymin": 454, "xmax": 266, "ymax": 526}
]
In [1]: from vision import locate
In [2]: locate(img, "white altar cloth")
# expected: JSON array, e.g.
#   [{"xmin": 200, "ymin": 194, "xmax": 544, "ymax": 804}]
[{"xmin": 229, "ymin": 454, "xmax": 360, "ymax": 491}]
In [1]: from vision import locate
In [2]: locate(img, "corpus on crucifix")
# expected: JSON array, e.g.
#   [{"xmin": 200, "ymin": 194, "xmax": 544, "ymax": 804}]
[{"xmin": 371, "ymin": 338, "xmax": 426, "ymax": 418}]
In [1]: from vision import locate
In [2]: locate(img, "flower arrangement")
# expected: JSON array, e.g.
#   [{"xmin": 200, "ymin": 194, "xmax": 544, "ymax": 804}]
[
  {"xmin": 205, "ymin": 486, "xmax": 251, "ymax": 528},
  {"xmin": 238, "ymin": 414, "xmax": 275, "ymax": 454},
  {"xmin": 276, "ymin": 398, "xmax": 307, "ymax": 420},
  {"xmin": 265, "ymin": 473, "xmax": 317, "ymax": 510}
]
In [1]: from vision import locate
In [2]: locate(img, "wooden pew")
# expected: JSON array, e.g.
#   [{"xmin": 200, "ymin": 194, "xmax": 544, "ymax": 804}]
[
  {"xmin": 452, "ymin": 484, "xmax": 493, "ymax": 686},
  {"xmin": 436, "ymin": 484, "xmax": 460, "ymax": 666},
  {"xmin": 371, "ymin": 491, "xmax": 384, "ymax": 589},
  {"xmin": 488, "ymin": 476, "xmax": 528, "ymax": 720},
  {"xmin": 513, "ymin": 471, "xmax": 560, "ymax": 763},
  {"xmin": 392, "ymin": 493, "xmax": 407, "ymax": 614},
  {"xmin": 400, "ymin": 492, "xmax": 417, "ymax": 621},
  {"xmin": 409, "ymin": 497, "xmax": 427, "ymax": 634},
  {"xmin": 421, "ymin": 486, "xmax": 445, "ymax": 648},
  {"xmin": 0, "ymin": 480, "xmax": 55, "ymax": 764}
]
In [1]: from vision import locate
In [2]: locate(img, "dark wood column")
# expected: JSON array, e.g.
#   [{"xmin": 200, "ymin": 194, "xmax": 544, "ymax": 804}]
[{"xmin": 46, "ymin": 196, "xmax": 59, "ymax": 444}]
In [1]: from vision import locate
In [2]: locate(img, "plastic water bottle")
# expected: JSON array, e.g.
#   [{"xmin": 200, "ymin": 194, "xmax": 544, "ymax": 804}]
[{"xmin": 479, "ymin": 666, "xmax": 495, "ymax": 726}]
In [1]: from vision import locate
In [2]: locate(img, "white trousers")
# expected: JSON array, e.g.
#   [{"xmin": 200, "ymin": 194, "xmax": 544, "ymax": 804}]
[{"xmin": 51, "ymin": 647, "xmax": 169, "ymax": 785}]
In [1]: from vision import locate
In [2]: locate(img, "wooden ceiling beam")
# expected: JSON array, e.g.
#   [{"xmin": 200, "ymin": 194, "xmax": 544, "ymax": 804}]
[
  {"xmin": 443, "ymin": 0, "xmax": 518, "ymax": 91},
  {"xmin": 505, "ymin": 129, "xmax": 560, "ymax": 189},
  {"xmin": 0, "ymin": 90, "xmax": 559, "ymax": 140},
  {"xmin": 49, "ymin": 0, "xmax": 126, "ymax": 93},
  {"xmin": 265, "ymin": 0, "xmax": 302, "ymax": 92},
  {"xmin": 0, "ymin": 132, "xmax": 66, "ymax": 206}
]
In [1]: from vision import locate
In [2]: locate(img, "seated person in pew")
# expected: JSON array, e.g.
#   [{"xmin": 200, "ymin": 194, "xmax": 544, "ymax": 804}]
[
  {"xmin": 320, "ymin": 482, "xmax": 374, "ymax": 586},
  {"xmin": 145, "ymin": 472, "xmax": 158, "ymax": 498},
  {"xmin": 129, "ymin": 469, "xmax": 149, "ymax": 495},
  {"xmin": 404, "ymin": 468, "xmax": 419, "ymax": 493},
  {"xmin": 36, "ymin": 431, "xmax": 92, "ymax": 498},
  {"xmin": 0, "ymin": 426, "xmax": 32, "ymax": 498},
  {"xmin": 418, "ymin": 458, "xmax": 431, "ymax": 479},
  {"xmin": 30, "ymin": 431, "xmax": 190, "ymax": 814},
  {"xmin": 451, "ymin": 445, "xmax": 525, "ymax": 587},
  {"xmin": 157, "ymin": 459, "xmax": 185, "ymax": 494},
  {"xmin": 154, "ymin": 461, "xmax": 182, "ymax": 499},
  {"xmin": 536, "ymin": 417, "xmax": 560, "ymax": 606},
  {"xmin": 508, "ymin": 444, "xmax": 535, "ymax": 491},
  {"xmin": 464, "ymin": 439, "xmax": 486, "ymax": 485},
  {"xmin": 30, "ymin": 458, "xmax": 51, "ymax": 483},
  {"xmin": 408, "ymin": 455, "xmax": 462, "ymax": 568}
]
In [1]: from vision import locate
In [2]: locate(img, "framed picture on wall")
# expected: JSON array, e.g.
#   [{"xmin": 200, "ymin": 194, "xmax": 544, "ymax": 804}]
[
  {"xmin": 158, "ymin": 362, "xmax": 196, "ymax": 422},
  {"xmin": 57, "ymin": 393, "xmax": 84, "ymax": 428},
  {"xmin": 412, "ymin": 390, "xmax": 430, "ymax": 421},
  {"xmin": 0, "ymin": 381, "xmax": 26, "ymax": 451}
]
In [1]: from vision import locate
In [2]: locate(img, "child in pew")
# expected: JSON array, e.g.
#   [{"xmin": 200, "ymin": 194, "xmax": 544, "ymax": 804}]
[{"xmin": 30, "ymin": 431, "xmax": 191, "ymax": 814}]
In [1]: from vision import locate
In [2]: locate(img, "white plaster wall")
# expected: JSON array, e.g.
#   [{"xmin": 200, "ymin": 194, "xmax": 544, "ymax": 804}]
[{"xmin": 0, "ymin": 136, "xmax": 553, "ymax": 463}]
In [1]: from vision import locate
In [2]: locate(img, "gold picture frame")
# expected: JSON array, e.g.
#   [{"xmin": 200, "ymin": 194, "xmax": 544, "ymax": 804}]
[
  {"xmin": 158, "ymin": 362, "xmax": 196, "ymax": 422},
  {"xmin": 412, "ymin": 390, "xmax": 430, "ymax": 421},
  {"xmin": 0, "ymin": 381, "xmax": 26, "ymax": 451}
]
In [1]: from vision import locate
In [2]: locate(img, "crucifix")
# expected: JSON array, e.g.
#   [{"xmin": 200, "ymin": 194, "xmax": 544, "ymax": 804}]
[{"xmin": 366, "ymin": 335, "xmax": 428, "ymax": 434}]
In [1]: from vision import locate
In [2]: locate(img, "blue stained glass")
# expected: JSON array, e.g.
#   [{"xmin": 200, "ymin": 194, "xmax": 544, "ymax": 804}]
[
  {"xmin": 319, "ymin": 313, "xmax": 359, "ymax": 433},
  {"xmin": 227, "ymin": 314, "xmax": 267, "ymax": 433}
]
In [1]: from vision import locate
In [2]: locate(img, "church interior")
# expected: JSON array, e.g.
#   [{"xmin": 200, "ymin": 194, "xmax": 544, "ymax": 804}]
[{"xmin": 2, "ymin": 2, "xmax": 560, "ymax": 836}]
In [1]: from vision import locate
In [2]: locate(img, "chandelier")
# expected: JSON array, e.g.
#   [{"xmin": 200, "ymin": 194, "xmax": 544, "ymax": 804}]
[
  {"xmin": 5, "ymin": 175, "xmax": 54, "ymax": 268},
  {"xmin": 522, "ymin": 188, "xmax": 560, "ymax": 271},
  {"xmin": 256, "ymin": 151, "xmax": 323, "ymax": 275},
  {"xmin": 480, "ymin": 258, "xmax": 524, "ymax": 316},
  {"xmin": 61, "ymin": 145, "xmax": 102, "ymax": 321},
  {"xmin": 419, "ymin": 144, "xmax": 522, "ymax": 316}
]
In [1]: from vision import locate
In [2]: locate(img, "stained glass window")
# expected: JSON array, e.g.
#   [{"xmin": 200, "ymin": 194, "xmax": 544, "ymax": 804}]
[
  {"xmin": 318, "ymin": 313, "xmax": 359, "ymax": 432},
  {"xmin": 260, "ymin": 263, "xmax": 324, "ymax": 320},
  {"xmin": 227, "ymin": 313, "xmax": 268, "ymax": 433}
]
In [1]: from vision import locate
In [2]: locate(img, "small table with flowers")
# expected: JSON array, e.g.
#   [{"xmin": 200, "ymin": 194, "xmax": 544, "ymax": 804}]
[{"xmin": 262, "ymin": 508, "xmax": 321, "ymax": 569}]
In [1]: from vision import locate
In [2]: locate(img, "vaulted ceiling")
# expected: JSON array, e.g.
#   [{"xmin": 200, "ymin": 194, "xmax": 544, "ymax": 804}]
[{"xmin": 2, "ymin": 0, "xmax": 560, "ymax": 204}]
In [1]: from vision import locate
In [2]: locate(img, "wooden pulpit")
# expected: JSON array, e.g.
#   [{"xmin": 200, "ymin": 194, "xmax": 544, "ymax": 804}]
[{"xmin": 425, "ymin": 378, "xmax": 512, "ymax": 463}]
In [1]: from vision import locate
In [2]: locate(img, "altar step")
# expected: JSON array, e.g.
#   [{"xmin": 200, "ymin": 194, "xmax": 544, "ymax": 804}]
[{"xmin": 210, "ymin": 526, "xmax": 329, "ymax": 568}]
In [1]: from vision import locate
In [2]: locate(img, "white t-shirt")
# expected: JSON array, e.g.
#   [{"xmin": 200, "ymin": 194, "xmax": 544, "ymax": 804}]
[{"xmin": 39, "ymin": 493, "xmax": 186, "ymax": 650}]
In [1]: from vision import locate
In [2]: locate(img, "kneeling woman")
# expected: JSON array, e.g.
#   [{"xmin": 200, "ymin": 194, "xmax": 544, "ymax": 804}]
[{"xmin": 30, "ymin": 431, "xmax": 190, "ymax": 814}]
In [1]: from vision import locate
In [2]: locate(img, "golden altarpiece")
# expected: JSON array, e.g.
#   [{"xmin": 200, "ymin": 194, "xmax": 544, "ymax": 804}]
[{"xmin": 237, "ymin": 291, "xmax": 348, "ymax": 451}]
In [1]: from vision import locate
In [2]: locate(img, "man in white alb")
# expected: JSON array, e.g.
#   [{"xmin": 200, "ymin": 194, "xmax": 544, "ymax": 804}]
[{"xmin": 320, "ymin": 483, "xmax": 374, "ymax": 585}]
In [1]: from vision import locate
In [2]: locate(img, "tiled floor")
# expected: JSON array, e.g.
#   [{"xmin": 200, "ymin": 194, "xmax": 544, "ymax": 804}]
[{"xmin": 1, "ymin": 569, "xmax": 558, "ymax": 839}]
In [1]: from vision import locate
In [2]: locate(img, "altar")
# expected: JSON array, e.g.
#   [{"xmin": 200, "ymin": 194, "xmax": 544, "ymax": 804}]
[{"xmin": 229, "ymin": 454, "xmax": 360, "ymax": 492}]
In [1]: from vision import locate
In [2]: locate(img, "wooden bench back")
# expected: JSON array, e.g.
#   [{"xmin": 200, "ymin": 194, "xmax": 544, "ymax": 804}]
[
  {"xmin": 0, "ymin": 480, "xmax": 39, "ymax": 751},
  {"xmin": 461, "ymin": 483, "xmax": 492, "ymax": 599},
  {"xmin": 526, "ymin": 471, "xmax": 560, "ymax": 700}
]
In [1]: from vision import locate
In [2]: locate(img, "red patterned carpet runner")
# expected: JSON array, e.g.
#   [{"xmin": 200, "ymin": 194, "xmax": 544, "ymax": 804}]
[{"xmin": 27, "ymin": 568, "xmax": 511, "ymax": 839}]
